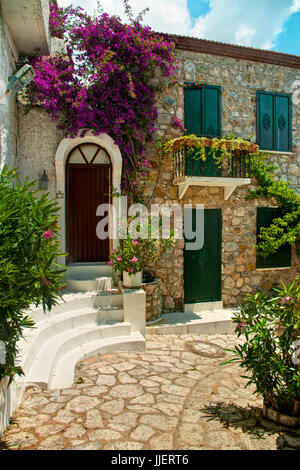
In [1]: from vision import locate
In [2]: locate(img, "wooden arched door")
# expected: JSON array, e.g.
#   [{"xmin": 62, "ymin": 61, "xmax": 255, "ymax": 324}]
[{"xmin": 66, "ymin": 143, "xmax": 111, "ymax": 264}]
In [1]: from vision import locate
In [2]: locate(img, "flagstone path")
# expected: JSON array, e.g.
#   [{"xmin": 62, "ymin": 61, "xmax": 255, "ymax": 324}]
[{"xmin": 1, "ymin": 334, "xmax": 300, "ymax": 450}]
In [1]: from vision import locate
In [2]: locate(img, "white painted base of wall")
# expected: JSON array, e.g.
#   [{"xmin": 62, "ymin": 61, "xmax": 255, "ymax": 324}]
[{"xmin": 184, "ymin": 301, "xmax": 223, "ymax": 312}]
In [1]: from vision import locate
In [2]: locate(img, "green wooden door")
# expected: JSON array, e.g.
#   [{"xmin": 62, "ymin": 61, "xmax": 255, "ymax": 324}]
[{"xmin": 184, "ymin": 209, "xmax": 222, "ymax": 303}]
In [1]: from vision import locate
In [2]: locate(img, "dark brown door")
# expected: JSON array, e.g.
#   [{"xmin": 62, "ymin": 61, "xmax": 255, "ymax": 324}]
[{"xmin": 66, "ymin": 143, "xmax": 111, "ymax": 264}]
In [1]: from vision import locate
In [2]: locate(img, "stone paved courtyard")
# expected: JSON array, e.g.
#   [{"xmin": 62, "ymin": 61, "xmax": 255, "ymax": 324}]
[{"xmin": 1, "ymin": 334, "xmax": 300, "ymax": 450}]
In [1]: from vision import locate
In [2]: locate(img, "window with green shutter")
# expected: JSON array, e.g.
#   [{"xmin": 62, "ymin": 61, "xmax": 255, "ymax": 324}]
[
  {"xmin": 184, "ymin": 84, "xmax": 222, "ymax": 176},
  {"xmin": 256, "ymin": 207, "xmax": 291, "ymax": 269},
  {"xmin": 257, "ymin": 91, "xmax": 292, "ymax": 152},
  {"xmin": 184, "ymin": 84, "xmax": 221, "ymax": 137}
]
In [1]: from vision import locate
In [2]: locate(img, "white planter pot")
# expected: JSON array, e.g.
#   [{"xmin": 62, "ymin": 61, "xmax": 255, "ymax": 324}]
[{"xmin": 123, "ymin": 271, "xmax": 142, "ymax": 288}]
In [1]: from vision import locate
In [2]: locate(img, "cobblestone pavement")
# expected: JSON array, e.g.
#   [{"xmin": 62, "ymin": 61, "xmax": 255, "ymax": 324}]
[{"xmin": 1, "ymin": 334, "xmax": 300, "ymax": 450}]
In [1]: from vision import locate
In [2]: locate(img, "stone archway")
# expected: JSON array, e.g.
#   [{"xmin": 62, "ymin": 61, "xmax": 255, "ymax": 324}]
[{"xmin": 54, "ymin": 131, "xmax": 122, "ymax": 266}]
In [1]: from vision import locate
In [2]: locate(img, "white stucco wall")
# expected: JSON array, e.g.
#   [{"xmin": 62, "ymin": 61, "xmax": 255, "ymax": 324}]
[{"xmin": 0, "ymin": 11, "xmax": 18, "ymax": 169}]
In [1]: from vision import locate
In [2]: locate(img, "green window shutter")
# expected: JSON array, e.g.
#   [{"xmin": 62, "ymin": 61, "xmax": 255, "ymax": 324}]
[
  {"xmin": 257, "ymin": 91, "xmax": 292, "ymax": 152},
  {"xmin": 275, "ymin": 94, "xmax": 291, "ymax": 152},
  {"xmin": 257, "ymin": 91, "xmax": 274, "ymax": 150},
  {"xmin": 256, "ymin": 207, "xmax": 291, "ymax": 269},
  {"xmin": 184, "ymin": 87, "xmax": 202, "ymax": 135},
  {"xmin": 202, "ymin": 85, "xmax": 222, "ymax": 138}
]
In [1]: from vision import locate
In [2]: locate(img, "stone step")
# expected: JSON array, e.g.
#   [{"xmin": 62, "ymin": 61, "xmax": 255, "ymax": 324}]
[
  {"xmin": 25, "ymin": 321, "xmax": 132, "ymax": 389},
  {"xmin": 65, "ymin": 264, "xmax": 113, "ymax": 292},
  {"xmin": 49, "ymin": 332, "xmax": 145, "ymax": 390},
  {"xmin": 67, "ymin": 263, "xmax": 113, "ymax": 277},
  {"xmin": 146, "ymin": 309, "xmax": 237, "ymax": 335},
  {"xmin": 19, "ymin": 307, "xmax": 124, "ymax": 375},
  {"xmin": 26, "ymin": 291, "xmax": 123, "ymax": 323}
]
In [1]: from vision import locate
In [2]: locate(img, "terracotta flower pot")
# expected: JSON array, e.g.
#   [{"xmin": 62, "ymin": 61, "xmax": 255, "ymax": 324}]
[{"xmin": 203, "ymin": 139, "xmax": 212, "ymax": 147}]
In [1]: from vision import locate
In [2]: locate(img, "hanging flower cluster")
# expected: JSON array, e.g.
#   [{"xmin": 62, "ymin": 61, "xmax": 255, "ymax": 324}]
[
  {"xmin": 49, "ymin": 0, "xmax": 66, "ymax": 39},
  {"xmin": 24, "ymin": 3, "xmax": 178, "ymax": 200}
]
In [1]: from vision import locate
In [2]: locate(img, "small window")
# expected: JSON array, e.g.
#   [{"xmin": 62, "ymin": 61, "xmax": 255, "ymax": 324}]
[
  {"xmin": 256, "ymin": 207, "xmax": 291, "ymax": 269},
  {"xmin": 256, "ymin": 90, "xmax": 292, "ymax": 152}
]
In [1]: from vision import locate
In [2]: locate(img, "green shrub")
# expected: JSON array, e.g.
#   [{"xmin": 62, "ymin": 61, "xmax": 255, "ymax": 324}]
[
  {"xmin": 0, "ymin": 166, "xmax": 65, "ymax": 382},
  {"xmin": 223, "ymin": 278, "xmax": 300, "ymax": 416}
]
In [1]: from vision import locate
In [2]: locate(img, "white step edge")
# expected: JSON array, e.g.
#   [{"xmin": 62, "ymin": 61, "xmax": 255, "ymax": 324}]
[
  {"xmin": 18, "ymin": 307, "xmax": 124, "ymax": 374},
  {"xmin": 49, "ymin": 332, "xmax": 145, "ymax": 390},
  {"xmin": 25, "ymin": 291, "xmax": 123, "ymax": 323},
  {"xmin": 25, "ymin": 322, "xmax": 131, "ymax": 388}
]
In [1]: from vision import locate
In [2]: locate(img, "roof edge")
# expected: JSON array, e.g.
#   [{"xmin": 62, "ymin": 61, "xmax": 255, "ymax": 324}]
[{"xmin": 168, "ymin": 35, "xmax": 300, "ymax": 69}]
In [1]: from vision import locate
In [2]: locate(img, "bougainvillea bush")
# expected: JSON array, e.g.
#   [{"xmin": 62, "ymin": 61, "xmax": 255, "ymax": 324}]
[
  {"xmin": 0, "ymin": 167, "xmax": 65, "ymax": 382},
  {"xmin": 23, "ymin": 1, "xmax": 178, "ymax": 201}
]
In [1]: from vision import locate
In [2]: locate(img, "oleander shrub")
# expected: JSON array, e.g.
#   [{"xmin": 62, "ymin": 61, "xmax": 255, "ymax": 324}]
[
  {"xmin": 0, "ymin": 166, "xmax": 65, "ymax": 382},
  {"xmin": 223, "ymin": 278, "xmax": 300, "ymax": 417}
]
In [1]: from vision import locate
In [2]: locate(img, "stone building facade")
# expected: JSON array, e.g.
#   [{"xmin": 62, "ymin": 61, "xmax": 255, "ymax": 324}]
[
  {"xmin": 142, "ymin": 38, "xmax": 300, "ymax": 311},
  {"xmin": 15, "ymin": 36, "xmax": 300, "ymax": 313}
]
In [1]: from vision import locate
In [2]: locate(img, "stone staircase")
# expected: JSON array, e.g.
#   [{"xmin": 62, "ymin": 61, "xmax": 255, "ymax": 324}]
[{"xmin": 15, "ymin": 263, "xmax": 145, "ymax": 393}]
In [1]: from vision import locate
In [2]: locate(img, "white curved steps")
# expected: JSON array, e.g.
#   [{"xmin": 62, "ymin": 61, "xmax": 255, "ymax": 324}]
[
  {"xmin": 25, "ymin": 321, "xmax": 131, "ymax": 389},
  {"xmin": 49, "ymin": 332, "xmax": 144, "ymax": 390},
  {"xmin": 16, "ymin": 288, "xmax": 145, "ymax": 390}
]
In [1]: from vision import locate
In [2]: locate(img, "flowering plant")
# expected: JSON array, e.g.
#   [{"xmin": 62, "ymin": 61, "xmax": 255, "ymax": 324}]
[
  {"xmin": 109, "ymin": 237, "xmax": 144, "ymax": 275},
  {"xmin": 223, "ymin": 278, "xmax": 300, "ymax": 417},
  {"xmin": 21, "ymin": 1, "xmax": 178, "ymax": 201},
  {"xmin": 0, "ymin": 166, "xmax": 65, "ymax": 382},
  {"xmin": 109, "ymin": 216, "xmax": 175, "ymax": 276}
]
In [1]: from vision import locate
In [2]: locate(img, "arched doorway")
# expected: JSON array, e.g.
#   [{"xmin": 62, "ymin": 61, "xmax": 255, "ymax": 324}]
[{"xmin": 66, "ymin": 142, "xmax": 111, "ymax": 264}]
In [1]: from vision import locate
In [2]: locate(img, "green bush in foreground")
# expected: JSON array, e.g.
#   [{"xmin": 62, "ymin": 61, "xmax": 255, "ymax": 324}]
[
  {"xmin": 223, "ymin": 278, "xmax": 300, "ymax": 417},
  {"xmin": 0, "ymin": 166, "xmax": 65, "ymax": 382}
]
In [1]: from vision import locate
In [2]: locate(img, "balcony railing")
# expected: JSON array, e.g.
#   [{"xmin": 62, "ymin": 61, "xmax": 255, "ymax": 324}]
[{"xmin": 173, "ymin": 146, "xmax": 252, "ymax": 180}]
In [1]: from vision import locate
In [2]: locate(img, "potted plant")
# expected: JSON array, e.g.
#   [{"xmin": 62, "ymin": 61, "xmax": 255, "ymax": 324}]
[
  {"xmin": 109, "ymin": 216, "xmax": 175, "ymax": 288},
  {"xmin": 109, "ymin": 237, "xmax": 144, "ymax": 288},
  {"xmin": 223, "ymin": 278, "xmax": 300, "ymax": 426}
]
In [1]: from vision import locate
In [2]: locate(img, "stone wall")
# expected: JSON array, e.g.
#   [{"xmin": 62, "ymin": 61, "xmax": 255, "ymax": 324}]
[
  {"xmin": 143, "ymin": 50, "xmax": 300, "ymax": 311},
  {"xmin": 17, "ymin": 106, "xmax": 63, "ymax": 199},
  {"xmin": 0, "ymin": 11, "xmax": 18, "ymax": 169},
  {"xmin": 142, "ymin": 279, "xmax": 163, "ymax": 322}
]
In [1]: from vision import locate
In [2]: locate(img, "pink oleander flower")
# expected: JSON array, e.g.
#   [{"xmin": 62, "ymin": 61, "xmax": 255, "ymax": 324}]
[
  {"xmin": 128, "ymin": 268, "xmax": 134, "ymax": 272},
  {"xmin": 130, "ymin": 256, "xmax": 138, "ymax": 263},
  {"xmin": 107, "ymin": 260, "xmax": 113, "ymax": 266},
  {"xmin": 236, "ymin": 321, "xmax": 248, "ymax": 333},
  {"xmin": 132, "ymin": 240, "xmax": 139, "ymax": 246},
  {"xmin": 43, "ymin": 229, "xmax": 53, "ymax": 239},
  {"xmin": 42, "ymin": 278, "xmax": 50, "ymax": 286},
  {"xmin": 116, "ymin": 257, "xmax": 122, "ymax": 262},
  {"xmin": 281, "ymin": 296, "xmax": 293, "ymax": 306}
]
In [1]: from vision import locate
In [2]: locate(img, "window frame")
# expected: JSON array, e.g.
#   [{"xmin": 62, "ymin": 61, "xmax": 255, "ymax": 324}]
[
  {"xmin": 256, "ymin": 90, "xmax": 292, "ymax": 152},
  {"xmin": 256, "ymin": 207, "xmax": 292, "ymax": 269},
  {"xmin": 184, "ymin": 83, "xmax": 222, "ymax": 138}
]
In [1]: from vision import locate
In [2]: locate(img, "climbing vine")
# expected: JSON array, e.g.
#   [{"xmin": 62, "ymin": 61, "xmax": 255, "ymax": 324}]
[
  {"xmin": 248, "ymin": 154, "xmax": 300, "ymax": 258},
  {"xmin": 19, "ymin": 1, "xmax": 178, "ymax": 202}
]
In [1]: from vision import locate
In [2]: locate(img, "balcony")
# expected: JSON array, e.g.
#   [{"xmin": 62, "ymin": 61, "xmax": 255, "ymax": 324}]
[{"xmin": 172, "ymin": 138, "xmax": 254, "ymax": 200}]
